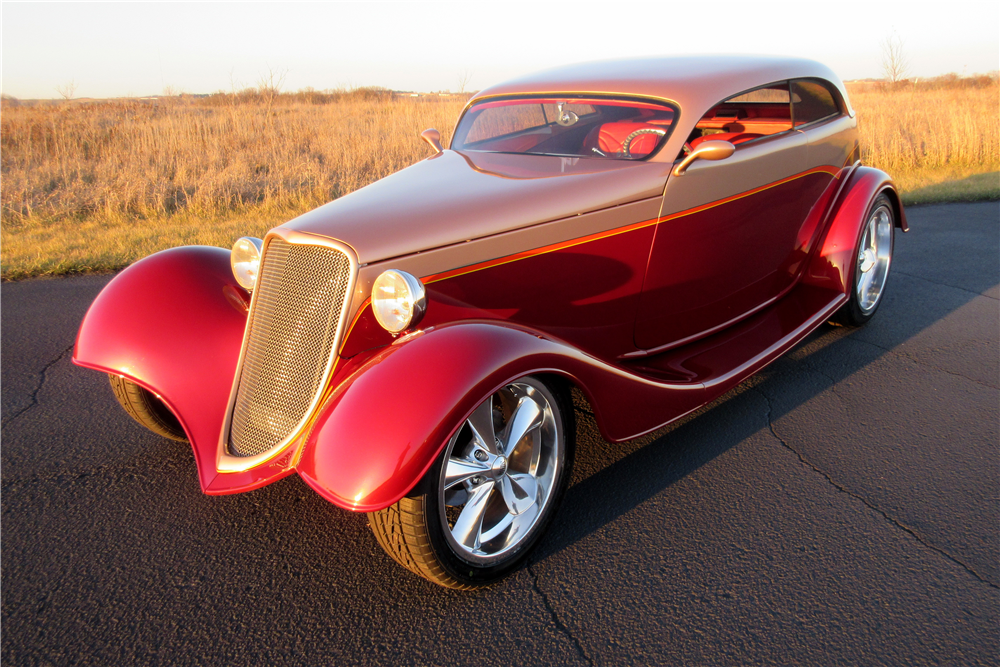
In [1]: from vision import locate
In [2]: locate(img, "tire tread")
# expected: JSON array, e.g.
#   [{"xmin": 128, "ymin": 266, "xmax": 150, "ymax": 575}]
[
  {"xmin": 369, "ymin": 498, "xmax": 475, "ymax": 590},
  {"xmin": 108, "ymin": 375, "xmax": 187, "ymax": 442}
]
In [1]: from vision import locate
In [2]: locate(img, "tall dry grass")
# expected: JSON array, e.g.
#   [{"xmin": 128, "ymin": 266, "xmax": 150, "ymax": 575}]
[
  {"xmin": 1, "ymin": 82, "xmax": 997, "ymax": 279},
  {"xmin": 847, "ymin": 82, "xmax": 1000, "ymax": 193},
  {"xmin": 1, "ymin": 92, "xmax": 466, "ymax": 226},
  {"xmin": 0, "ymin": 92, "xmax": 467, "ymax": 277}
]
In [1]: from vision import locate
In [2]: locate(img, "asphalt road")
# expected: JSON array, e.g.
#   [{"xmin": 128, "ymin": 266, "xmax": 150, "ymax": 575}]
[{"xmin": 2, "ymin": 202, "xmax": 998, "ymax": 666}]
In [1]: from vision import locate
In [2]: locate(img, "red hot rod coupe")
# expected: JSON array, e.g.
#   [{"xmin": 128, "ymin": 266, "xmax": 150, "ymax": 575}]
[{"xmin": 75, "ymin": 55, "xmax": 906, "ymax": 588}]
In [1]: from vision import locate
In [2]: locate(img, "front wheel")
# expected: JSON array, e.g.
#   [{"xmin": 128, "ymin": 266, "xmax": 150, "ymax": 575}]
[
  {"xmin": 369, "ymin": 375, "xmax": 573, "ymax": 589},
  {"xmin": 832, "ymin": 193, "xmax": 895, "ymax": 327},
  {"xmin": 108, "ymin": 374, "xmax": 187, "ymax": 442}
]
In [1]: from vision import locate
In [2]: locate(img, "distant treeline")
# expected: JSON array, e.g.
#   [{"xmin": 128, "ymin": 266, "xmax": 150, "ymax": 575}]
[
  {"xmin": 0, "ymin": 86, "xmax": 472, "ymax": 108},
  {"xmin": 847, "ymin": 71, "xmax": 999, "ymax": 92}
]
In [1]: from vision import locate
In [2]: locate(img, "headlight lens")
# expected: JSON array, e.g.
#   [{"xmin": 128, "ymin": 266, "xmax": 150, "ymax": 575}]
[
  {"xmin": 231, "ymin": 237, "xmax": 264, "ymax": 291},
  {"xmin": 372, "ymin": 269, "xmax": 426, "ymax": 334}
]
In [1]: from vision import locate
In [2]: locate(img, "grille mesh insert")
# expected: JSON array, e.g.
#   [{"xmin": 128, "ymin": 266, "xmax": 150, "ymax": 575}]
[{"xmin": 228, "ymin": 239, "xmax": 352, "ymax": 457}]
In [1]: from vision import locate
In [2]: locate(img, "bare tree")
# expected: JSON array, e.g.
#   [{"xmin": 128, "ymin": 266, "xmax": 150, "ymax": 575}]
[
  {"xmin": 55, "ymin": 79, "xmax": 78, "ymax": 100},
  {"xmin": 457, "ymin": 69, "xmax": 474, "ymax": 95},
  {"xmin": 257, "ymin": 67, "xmax": 288, "ymax": 113},
  {"xmin": 880, "ymin": 31, "xmax": 909, "ymax": 85}
]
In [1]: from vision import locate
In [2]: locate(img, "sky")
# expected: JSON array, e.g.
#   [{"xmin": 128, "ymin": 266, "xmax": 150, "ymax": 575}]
[{"xmin": 2, "ymin": 1, "xmax": 998, "ymax": 100}]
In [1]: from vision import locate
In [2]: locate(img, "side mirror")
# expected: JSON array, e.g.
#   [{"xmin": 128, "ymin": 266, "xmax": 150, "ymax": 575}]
[
  {"xmin": 673, "ymin": 140, "xmax": 735, "ymax": 176},
  {"xmin": 421, "ymin": 128, "xmax": 444, "ymax": 155}
]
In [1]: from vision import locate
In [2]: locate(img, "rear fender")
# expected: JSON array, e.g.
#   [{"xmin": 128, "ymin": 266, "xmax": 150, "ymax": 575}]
[
  {"xmin": 71, "ymin": 246, "xmax": 284, "ymax": 494},
  {"xmin": 296, "ymin": 322, "xmax": 706, "ymax": 512},
  {"xmin": 803, "ymin": 166, "xmax": 907, "ymax": 293}
]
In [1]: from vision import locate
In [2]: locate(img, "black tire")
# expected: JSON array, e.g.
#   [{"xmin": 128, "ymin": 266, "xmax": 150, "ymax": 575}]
[
  {"xmin": 369, "ymin": 375, "xmax": 574, "ymax": 589},
  {"xmin": 108, "ymin": 374, "xmax": 188, "ymax": 442},
  {"xmin": 832, "ymin": 193, "xmax": 895, "ymax": 327}
]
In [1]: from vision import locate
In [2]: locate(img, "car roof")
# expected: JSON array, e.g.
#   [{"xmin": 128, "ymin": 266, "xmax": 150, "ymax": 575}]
[{"xmin": 470, "ymin": 54, "xmax": 852, "ymax": 119}]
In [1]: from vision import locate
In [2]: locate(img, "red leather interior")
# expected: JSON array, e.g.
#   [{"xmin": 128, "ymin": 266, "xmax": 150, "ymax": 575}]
[
  {"xmin": 585, "ymin": 121, "xmax": 665, "ymax": 156},
  {"xmin": 689, "ymin": 132, "xmax": 763, "ymax": 149}
]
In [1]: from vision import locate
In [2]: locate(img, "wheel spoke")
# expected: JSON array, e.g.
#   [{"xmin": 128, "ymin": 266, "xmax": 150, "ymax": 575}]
[
  {"xmin": 478, "ymin": 511, "xmax": 513, "ymax": 545},
  {"xmin": 858, "ymin": 266, "xmax": 876, "ymax": 303},
  {"xmin": 508, "ymin": 500, "xmax": 540, "ymax": 543},
  {"xmin": 501, "ymin": 396, "xmax": 543, "ymax": 457},
  {"xmin": 500, "ymin": 472, "xmax": 538, "ymax": 515},
  {"xmin": 451, "ymin": 481, "xmax": 495, "ymax": 550},
  {"xmin": 467, "ymin": 400, "xmax": 498, "ymax": 454},
  {"xmin": 444, "ymin": 457, "xmax": 488, "ymax": 491}
]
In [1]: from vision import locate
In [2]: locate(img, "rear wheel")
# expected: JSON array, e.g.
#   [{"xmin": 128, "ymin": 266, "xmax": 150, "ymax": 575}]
[
  {"xmin": 369, "ymin": 375, "xmax": 573, "ymax": 589},
  {"xmin": 833, "ymin": 193, "xmax": 894, "ymax": 327},
  {"xmin": 108, "ymin": 374, "xmax": 187, "ymax": 442}
]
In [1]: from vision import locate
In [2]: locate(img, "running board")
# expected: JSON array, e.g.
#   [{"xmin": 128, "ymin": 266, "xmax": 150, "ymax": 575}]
[{"xmin": 622, "ymin": 284, "xmax": 847, "ymax": 388}]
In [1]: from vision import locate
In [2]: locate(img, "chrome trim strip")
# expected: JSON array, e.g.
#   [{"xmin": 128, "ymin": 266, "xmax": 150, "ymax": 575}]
[{"xmin": 216, "ymin": 228, "xmax": 359, "ymax": 473}]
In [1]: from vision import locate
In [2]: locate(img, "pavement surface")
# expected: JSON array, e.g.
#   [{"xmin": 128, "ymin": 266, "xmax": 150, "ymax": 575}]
[{"xmin": 2, "ymin": 202, "xmax": 998, "ymax": 666}]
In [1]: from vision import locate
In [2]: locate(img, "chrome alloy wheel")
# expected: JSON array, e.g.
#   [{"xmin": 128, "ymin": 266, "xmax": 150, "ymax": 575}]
[
  {"xmin": 856, "ymin": 203, "xmax": 893, "ymax": 315},
  {"xmin": 439, "ymin": 378, "xmax": 563, "ymax": 564}
]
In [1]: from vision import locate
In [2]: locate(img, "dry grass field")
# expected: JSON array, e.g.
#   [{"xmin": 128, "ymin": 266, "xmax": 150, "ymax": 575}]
[
  {"xmin": 848, "ymin": 82, "xmax": 999, "ymax": 202},
  {"xmin": 1, "ymin": 80, "xmax": 997, "ymax": 279}
]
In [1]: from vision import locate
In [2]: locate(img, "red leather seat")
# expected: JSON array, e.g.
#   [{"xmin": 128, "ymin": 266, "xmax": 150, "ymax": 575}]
[
  {"xmin": 584, "ymin": 121, "xmax": 665, "ymax": 157},
  {"xmin": 689, "ymin": 132, "xmax": 762, "ymax": 149}
]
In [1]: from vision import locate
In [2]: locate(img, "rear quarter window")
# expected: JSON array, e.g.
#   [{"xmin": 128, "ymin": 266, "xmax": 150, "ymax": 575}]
[{"xmin": 791, "ymin": 80, "xmax": 841, "ymax": 127}]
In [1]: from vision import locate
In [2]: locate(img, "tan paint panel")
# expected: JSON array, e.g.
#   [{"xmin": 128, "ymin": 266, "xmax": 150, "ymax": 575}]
[
  {"xmin": 281, "ymin": 150, "xmax": 671, "ymax": 265},
  {"xmin": 800, "ymin": 115, "xmax": 858, "ymax": 169},
  {"xmin": 659, "ymin": 131, "xmax": 808, "ymax": 217},
  {"xmin": 351, "ymin": 196, "xmax": 664, "ymax": 309}
]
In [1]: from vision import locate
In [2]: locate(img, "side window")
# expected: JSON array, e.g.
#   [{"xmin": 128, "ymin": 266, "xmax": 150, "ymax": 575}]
[
  {"xmin": 791, "ymin": 79, "xmax": 841, "ymax": 127},
  {"xmin": 689, "ymin": 82, "xmax": 792, "ymax": 150}
]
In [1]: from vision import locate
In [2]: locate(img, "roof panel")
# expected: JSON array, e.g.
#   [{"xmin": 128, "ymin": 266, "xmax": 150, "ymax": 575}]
[{"xmin": 472, "ymin": 54, "xmax": 850, "ymax": 119}]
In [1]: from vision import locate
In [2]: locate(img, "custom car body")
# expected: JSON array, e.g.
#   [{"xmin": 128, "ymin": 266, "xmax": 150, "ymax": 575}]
[{"xmin": 74, "ymin": 55, "xmax": 907, "ymax": 588}]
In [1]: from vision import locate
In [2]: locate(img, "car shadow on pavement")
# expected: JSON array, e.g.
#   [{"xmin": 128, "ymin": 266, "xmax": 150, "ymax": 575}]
[{"xmin": 531, "ymin": 270, "xmax": 999, "ymax": 564}]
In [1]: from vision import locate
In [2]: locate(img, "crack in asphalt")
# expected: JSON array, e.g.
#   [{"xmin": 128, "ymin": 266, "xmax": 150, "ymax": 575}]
[
  {"xmin": 1, "ymin": 345, "xmax": 74, "ymax": 428},
  {"xmin": 754, "ymin": 385, "xmax": 1000, "ymax": 591},
  {"xmin": 527, "ymin": 563, "xmax": 595, "ymax": 666},
  {"xmin": 894, "ymin": 270, "xmax": 999, "ymax": 301},
  {"xmin": 848, "ymin": 336, "xmax": 998, "ymax": 390}
]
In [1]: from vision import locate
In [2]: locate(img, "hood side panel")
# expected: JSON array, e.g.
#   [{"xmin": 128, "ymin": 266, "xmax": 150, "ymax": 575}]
[{"xmin": 283, "ymin": 150, "xmax": 671, "ymax": 264}]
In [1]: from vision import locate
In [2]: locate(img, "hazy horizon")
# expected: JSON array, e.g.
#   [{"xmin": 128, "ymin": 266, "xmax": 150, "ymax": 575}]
[{"xmin": 3, "ymin": 1, "xmax": 998, "ymax": 100}]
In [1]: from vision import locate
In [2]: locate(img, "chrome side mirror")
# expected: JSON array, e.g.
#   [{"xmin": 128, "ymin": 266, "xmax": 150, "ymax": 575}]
[
  {"xmin": 421, "ymin": 128, "xmax": 444, "ymax": 155},
  {"xmin": 673, "ymin": 140, "xmax": 736, "ymax": 176}
]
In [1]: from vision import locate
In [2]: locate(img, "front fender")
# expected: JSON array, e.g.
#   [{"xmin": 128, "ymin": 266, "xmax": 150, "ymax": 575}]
[
  {"xmin": 72, "ymin": 246, "xmax": 278, "ymax": 494},
  {"xmin": 296, "ymin": 322, "xmax": 707, "ymax": 512},
  {"xmin": 803, "ymin": 166, "xmax": 908, "ymax": 293}
]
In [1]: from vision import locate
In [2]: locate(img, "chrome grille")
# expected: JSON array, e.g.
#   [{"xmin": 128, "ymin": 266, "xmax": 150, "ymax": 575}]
[{"xmin": 228, "ymin": 238, "xmax": 352, "ymax": 457}]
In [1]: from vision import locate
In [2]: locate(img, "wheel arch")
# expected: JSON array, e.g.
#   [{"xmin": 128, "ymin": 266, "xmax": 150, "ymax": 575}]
[
  {"xmin": 295, "ymin": 321, "xmax": 705, "ymax": 512},
  {"xmin": 878, "ymin": 181, "xmax": 909, "ymax": 233},
  {"xmin": 73, "ymin": 245, "xmax": 251, "ymax": 492},
  {"xmin": 803, "ymin": 166, "xmax": 907, "ymax": 294}
]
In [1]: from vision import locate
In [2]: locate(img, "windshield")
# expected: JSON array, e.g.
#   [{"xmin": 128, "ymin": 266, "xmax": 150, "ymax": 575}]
[{"xmin": 452, "ymin": 97, "xmax": 677, "ymax": 160}]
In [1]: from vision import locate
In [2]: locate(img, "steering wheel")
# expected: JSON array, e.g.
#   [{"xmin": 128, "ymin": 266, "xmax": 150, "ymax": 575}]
[{"xmin": 622, "ymin": 128, "xmax": 667, "ymax": 158}]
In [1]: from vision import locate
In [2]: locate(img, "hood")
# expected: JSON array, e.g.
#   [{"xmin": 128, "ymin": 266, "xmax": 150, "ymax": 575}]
[{"xmin": 281, "ymin": 150, "xmax": 670, "ymax": 264}]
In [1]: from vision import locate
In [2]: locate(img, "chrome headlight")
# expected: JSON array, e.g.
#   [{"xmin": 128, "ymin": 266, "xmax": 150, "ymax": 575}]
[
  {"xmin": 372, "ymin": 269, "xmax": 426, "ymax": 334},
  {"xmin": 231, "ymin": 237, "xmax": 264, "ymax": 291}
]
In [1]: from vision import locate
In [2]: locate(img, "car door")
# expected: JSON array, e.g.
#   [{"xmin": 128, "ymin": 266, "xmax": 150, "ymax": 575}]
[{"xmin": 633, "ymin": 81, "xmax": 836, "ymax": 352}]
